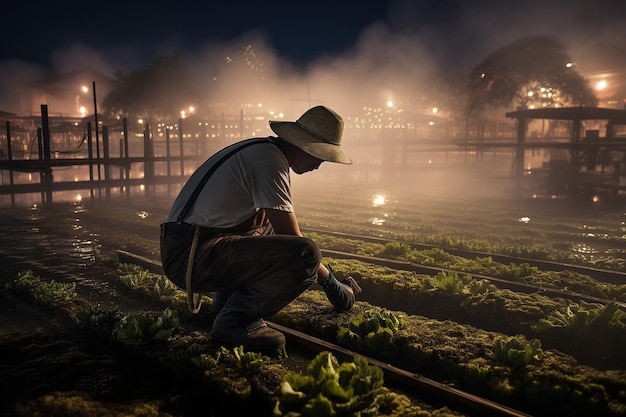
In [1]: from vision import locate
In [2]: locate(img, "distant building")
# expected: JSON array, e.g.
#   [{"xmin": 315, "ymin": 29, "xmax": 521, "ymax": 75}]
[{"xmin": 18, "ymin": 67, "xmax": 113, "ymax": 117}]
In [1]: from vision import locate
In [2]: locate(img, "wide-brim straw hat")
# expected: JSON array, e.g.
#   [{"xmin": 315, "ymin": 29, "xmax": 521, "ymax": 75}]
[{"xmin": 269, "ymin": 105, "xmax": 352, "ymax": 165}]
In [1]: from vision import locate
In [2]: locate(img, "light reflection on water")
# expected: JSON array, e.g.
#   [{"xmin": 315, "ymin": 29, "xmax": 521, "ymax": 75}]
[
  {"xmin": 370, "ymin": 217, "xmax": 386, "ymax": 226},
  {"xmin": 372, "ymin": 194, "xmax": 386, "ymax": 207},
  {"xmin": 72, "ymin": 236, "xmax": 100, "ymax": 264},
  {"xmin": 136, "ymin": 210, "xmax": 151, "ymax": 219},
  {"xmin": 370, "ymin": 193, "xmax": 390, "ymax": 225},
  {"xmin": 571, "ymin": 243, "xmax": 599, "ymax": 254}
]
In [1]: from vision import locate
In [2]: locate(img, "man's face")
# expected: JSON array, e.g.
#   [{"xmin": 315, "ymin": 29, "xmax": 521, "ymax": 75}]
[{"xmin": 291, "ymin": 148, "xmax": 323, "ymax": 174}]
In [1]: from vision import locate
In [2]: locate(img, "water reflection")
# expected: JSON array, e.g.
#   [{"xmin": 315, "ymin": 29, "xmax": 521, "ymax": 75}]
[
  {"xmin": 370, "ymin": 217, "xmax": 386, "ymax": 226},
  {"xmin": 370, "ymin": 193, "xmax": 389, "ymax": 225},
  {"xmin": 73, "ymin": 235, "xmax": 100, "ymax": 264},
  {"xmin": 571, "ymin": 243, "xmax": 599, "ymax": 254},
  {"xmin": 372, "ymin": 194, "xmax": 386, "ymax": 207},
  {"xmin": 73, "ymin": 200, "xmax": 87, "ymax": 214},
  {"xmin": 136, "ymin": 210, "xmax": 151, "ymax": 219}
]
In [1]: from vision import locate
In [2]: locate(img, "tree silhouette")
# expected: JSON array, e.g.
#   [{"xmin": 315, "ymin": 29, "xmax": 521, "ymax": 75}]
[
  {"xmin": 102, "ymin": 53, "xmax": 199, "ymax": 127},
  {"xmin": 470, "ymin": 36, "xmax": 598, "ymax": 110},
  {"xmin": 433, "ymin": 70, "xmax": 489, "ymax": 140}
]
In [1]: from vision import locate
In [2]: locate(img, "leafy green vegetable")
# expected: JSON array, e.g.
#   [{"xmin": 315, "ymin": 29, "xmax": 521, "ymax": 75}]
[
  {"xmin": 113, "ymin": 308, "xmax": 179, "ymax": 345},
  {"xmin": 272, "ymin": 351, "xmax": 385, "ymax": 417},
  {"xmin": 493, "ymin": 334, "xmax": 544, "ymax": 369}
]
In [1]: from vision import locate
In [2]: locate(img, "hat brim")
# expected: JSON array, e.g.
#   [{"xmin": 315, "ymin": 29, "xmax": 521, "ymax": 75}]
[{"xmin": 270, "ymin": 121, "xmax": 352, "ymax": 165}]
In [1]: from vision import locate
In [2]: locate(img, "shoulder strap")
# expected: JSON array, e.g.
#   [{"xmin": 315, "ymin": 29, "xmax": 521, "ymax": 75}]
[{"xmin": 176, "ymin": 138, "xmax": 273, "ymax": 224}]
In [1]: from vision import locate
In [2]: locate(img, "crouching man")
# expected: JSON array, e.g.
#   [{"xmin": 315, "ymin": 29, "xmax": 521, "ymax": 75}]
[{"xmin": 160, "ymin": 105, "xmax": 360, "ymax": 356}]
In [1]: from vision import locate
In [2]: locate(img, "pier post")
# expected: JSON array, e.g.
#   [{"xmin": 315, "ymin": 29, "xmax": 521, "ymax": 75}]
[
  {"xmin": 40, "ymin": 106, "xmax": 53, "ymax": 205},
  {"xmin": 178, "ymin": 117, "xmax": 184, "ymax": 176}
]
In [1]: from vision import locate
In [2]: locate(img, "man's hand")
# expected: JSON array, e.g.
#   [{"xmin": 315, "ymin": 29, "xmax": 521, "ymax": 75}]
[{"xmin": 322, "ymin": 266, "xmax": 361, "ymax": 311}]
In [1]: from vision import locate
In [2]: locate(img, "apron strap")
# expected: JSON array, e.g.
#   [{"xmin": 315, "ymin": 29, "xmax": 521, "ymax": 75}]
[
  {"xmin": 185, "ymin": 225, "xmax": 203, "ymax": 313},
  {"xmin": 176, "ymin": 138, "xmax": 273, "ymax": 224}
]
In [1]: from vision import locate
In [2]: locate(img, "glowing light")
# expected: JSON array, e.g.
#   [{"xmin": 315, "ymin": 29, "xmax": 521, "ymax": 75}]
[
  {"xmin": 76, "ymin": 194, "xmax": 82, "ymax": 202},
  {"xmin": 518, "ymin": 216, "xmax": 531, "ymax": 223},
  {"xmin": 81, "ymin": 85, "xmax": 89, "ymax": 93},
  {"xmin": 596, "ymin": 80, "xmax": 607, "ymax": 90},
  {"xmin": 566, "ymin": 62, "xmax": 573, "ymax": 68},
  {"xmin": 372, "ymin": 194, "xmax": 386, "ymax": 206},
  {"xmin": 387, "ymin": 100, "xmax": 393, "ymax": 108},
  {"xmin": 592, "ymin": 195, "xmax": 600, "ymax": 203}
]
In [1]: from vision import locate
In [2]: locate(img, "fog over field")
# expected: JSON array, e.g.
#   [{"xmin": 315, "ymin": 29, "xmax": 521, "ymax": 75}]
[{"xmin": 1, "ymin": 0, "xmax": 625, "ymax": 205}]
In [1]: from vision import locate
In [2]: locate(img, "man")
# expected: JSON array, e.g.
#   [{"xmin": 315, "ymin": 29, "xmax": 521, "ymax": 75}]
[{"xmin": 160, "ymin": 105, "xmax": 359, "ymax": 356}]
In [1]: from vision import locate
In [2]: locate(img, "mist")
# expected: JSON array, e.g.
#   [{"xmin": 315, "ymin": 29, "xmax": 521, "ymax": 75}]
[{"xmin": 1, "ymin": 0, "xmax": 625, "ymax": 202}]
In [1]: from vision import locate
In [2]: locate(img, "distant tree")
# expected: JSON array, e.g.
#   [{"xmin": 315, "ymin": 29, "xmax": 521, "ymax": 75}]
[
  {"xmin": 434, "ymin": 70, "xmax": 489, "ymax": 140},
  {"xmin": 102, "ymin": 53, "xmax": 199, "ymax": 126},
  {"xmin": 470, "ymin": 36, "xmax": 598, "ymax": 110}
]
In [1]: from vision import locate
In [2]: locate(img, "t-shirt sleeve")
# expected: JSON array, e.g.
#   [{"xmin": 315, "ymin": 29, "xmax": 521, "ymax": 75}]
[{"xmin": 246, "ymin": 151, "xmax": 294, "ymax": 212}]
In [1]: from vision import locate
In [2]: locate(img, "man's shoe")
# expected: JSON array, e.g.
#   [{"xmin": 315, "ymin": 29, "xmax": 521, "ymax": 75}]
[{"xmin": 211, "ymin": 319, "xmax": 286, "ymax": 357}]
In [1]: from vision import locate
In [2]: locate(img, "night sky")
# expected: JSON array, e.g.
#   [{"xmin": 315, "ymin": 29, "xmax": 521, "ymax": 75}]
[{"xmin": 3, "ymin": 0, "xmax": 625, "ymax": 74}]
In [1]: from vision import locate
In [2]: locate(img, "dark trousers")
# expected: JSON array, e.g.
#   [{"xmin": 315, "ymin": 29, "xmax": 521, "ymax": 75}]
[{"xmin": 160, "ymin": 222, "xmax": 320, "ymax": 330}]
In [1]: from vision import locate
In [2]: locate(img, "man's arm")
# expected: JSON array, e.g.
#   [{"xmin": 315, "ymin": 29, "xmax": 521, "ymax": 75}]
[
  {"xmin": 265, "ymin": 208, "xmax": 329, "ymax": 284},
  {"xmin": 265, "ymin": 209, "xmax": 302, "ymax": 236}
]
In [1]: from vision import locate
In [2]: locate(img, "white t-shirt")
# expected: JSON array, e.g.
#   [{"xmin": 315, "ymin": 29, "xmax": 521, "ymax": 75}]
[{"xmin": 165, "ymin": 137, "xmax": 293, "ymax": 228}]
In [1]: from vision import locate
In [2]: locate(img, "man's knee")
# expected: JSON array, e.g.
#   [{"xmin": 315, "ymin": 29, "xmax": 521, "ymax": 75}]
[
  {"xmin": 297, "ymin": 238, "xmax": 321, "ymax": 283},
  {"xmin": 301, "ymin": 237, "xmax": 322, "ymax": 266}
]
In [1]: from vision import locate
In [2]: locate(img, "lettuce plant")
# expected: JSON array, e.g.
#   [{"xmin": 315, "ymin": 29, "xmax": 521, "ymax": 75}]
[
  {"xmin": 12, "ymin": 269, "xmax": 77, "ymax": 307},
  {"xmin": 72, "ymin": 305, "xmax": 123, "ymax": 336},
  {"xmin": 336, "ymin": 307, "xmax": 403, "ymax": 355},
  {"xmin": 152, "ymin": 274, "xmax": 177, "ymax": 297},
  {"xmin": 272, "ymin": 351, "xmax": 385, "ymax": 417},
  {"xmin": 534, "ymin": 300, "xmax": 626, "ymax": 334},
  {"xmin": 118, "ymin": 263, "xmax": 150, "ymax": 288},
  {"xmin": 113, "ymin": 308, "xmax": 179, "ymax": 345},
  {"xmin": 493, "ymin": 334, "xmax": 544, "ymax": 370}
]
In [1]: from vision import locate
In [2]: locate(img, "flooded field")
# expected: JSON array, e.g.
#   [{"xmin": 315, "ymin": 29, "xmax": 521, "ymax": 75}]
[{"xmin": 1, "ymin": 158, "xmax": 626, "ymax": 416}]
